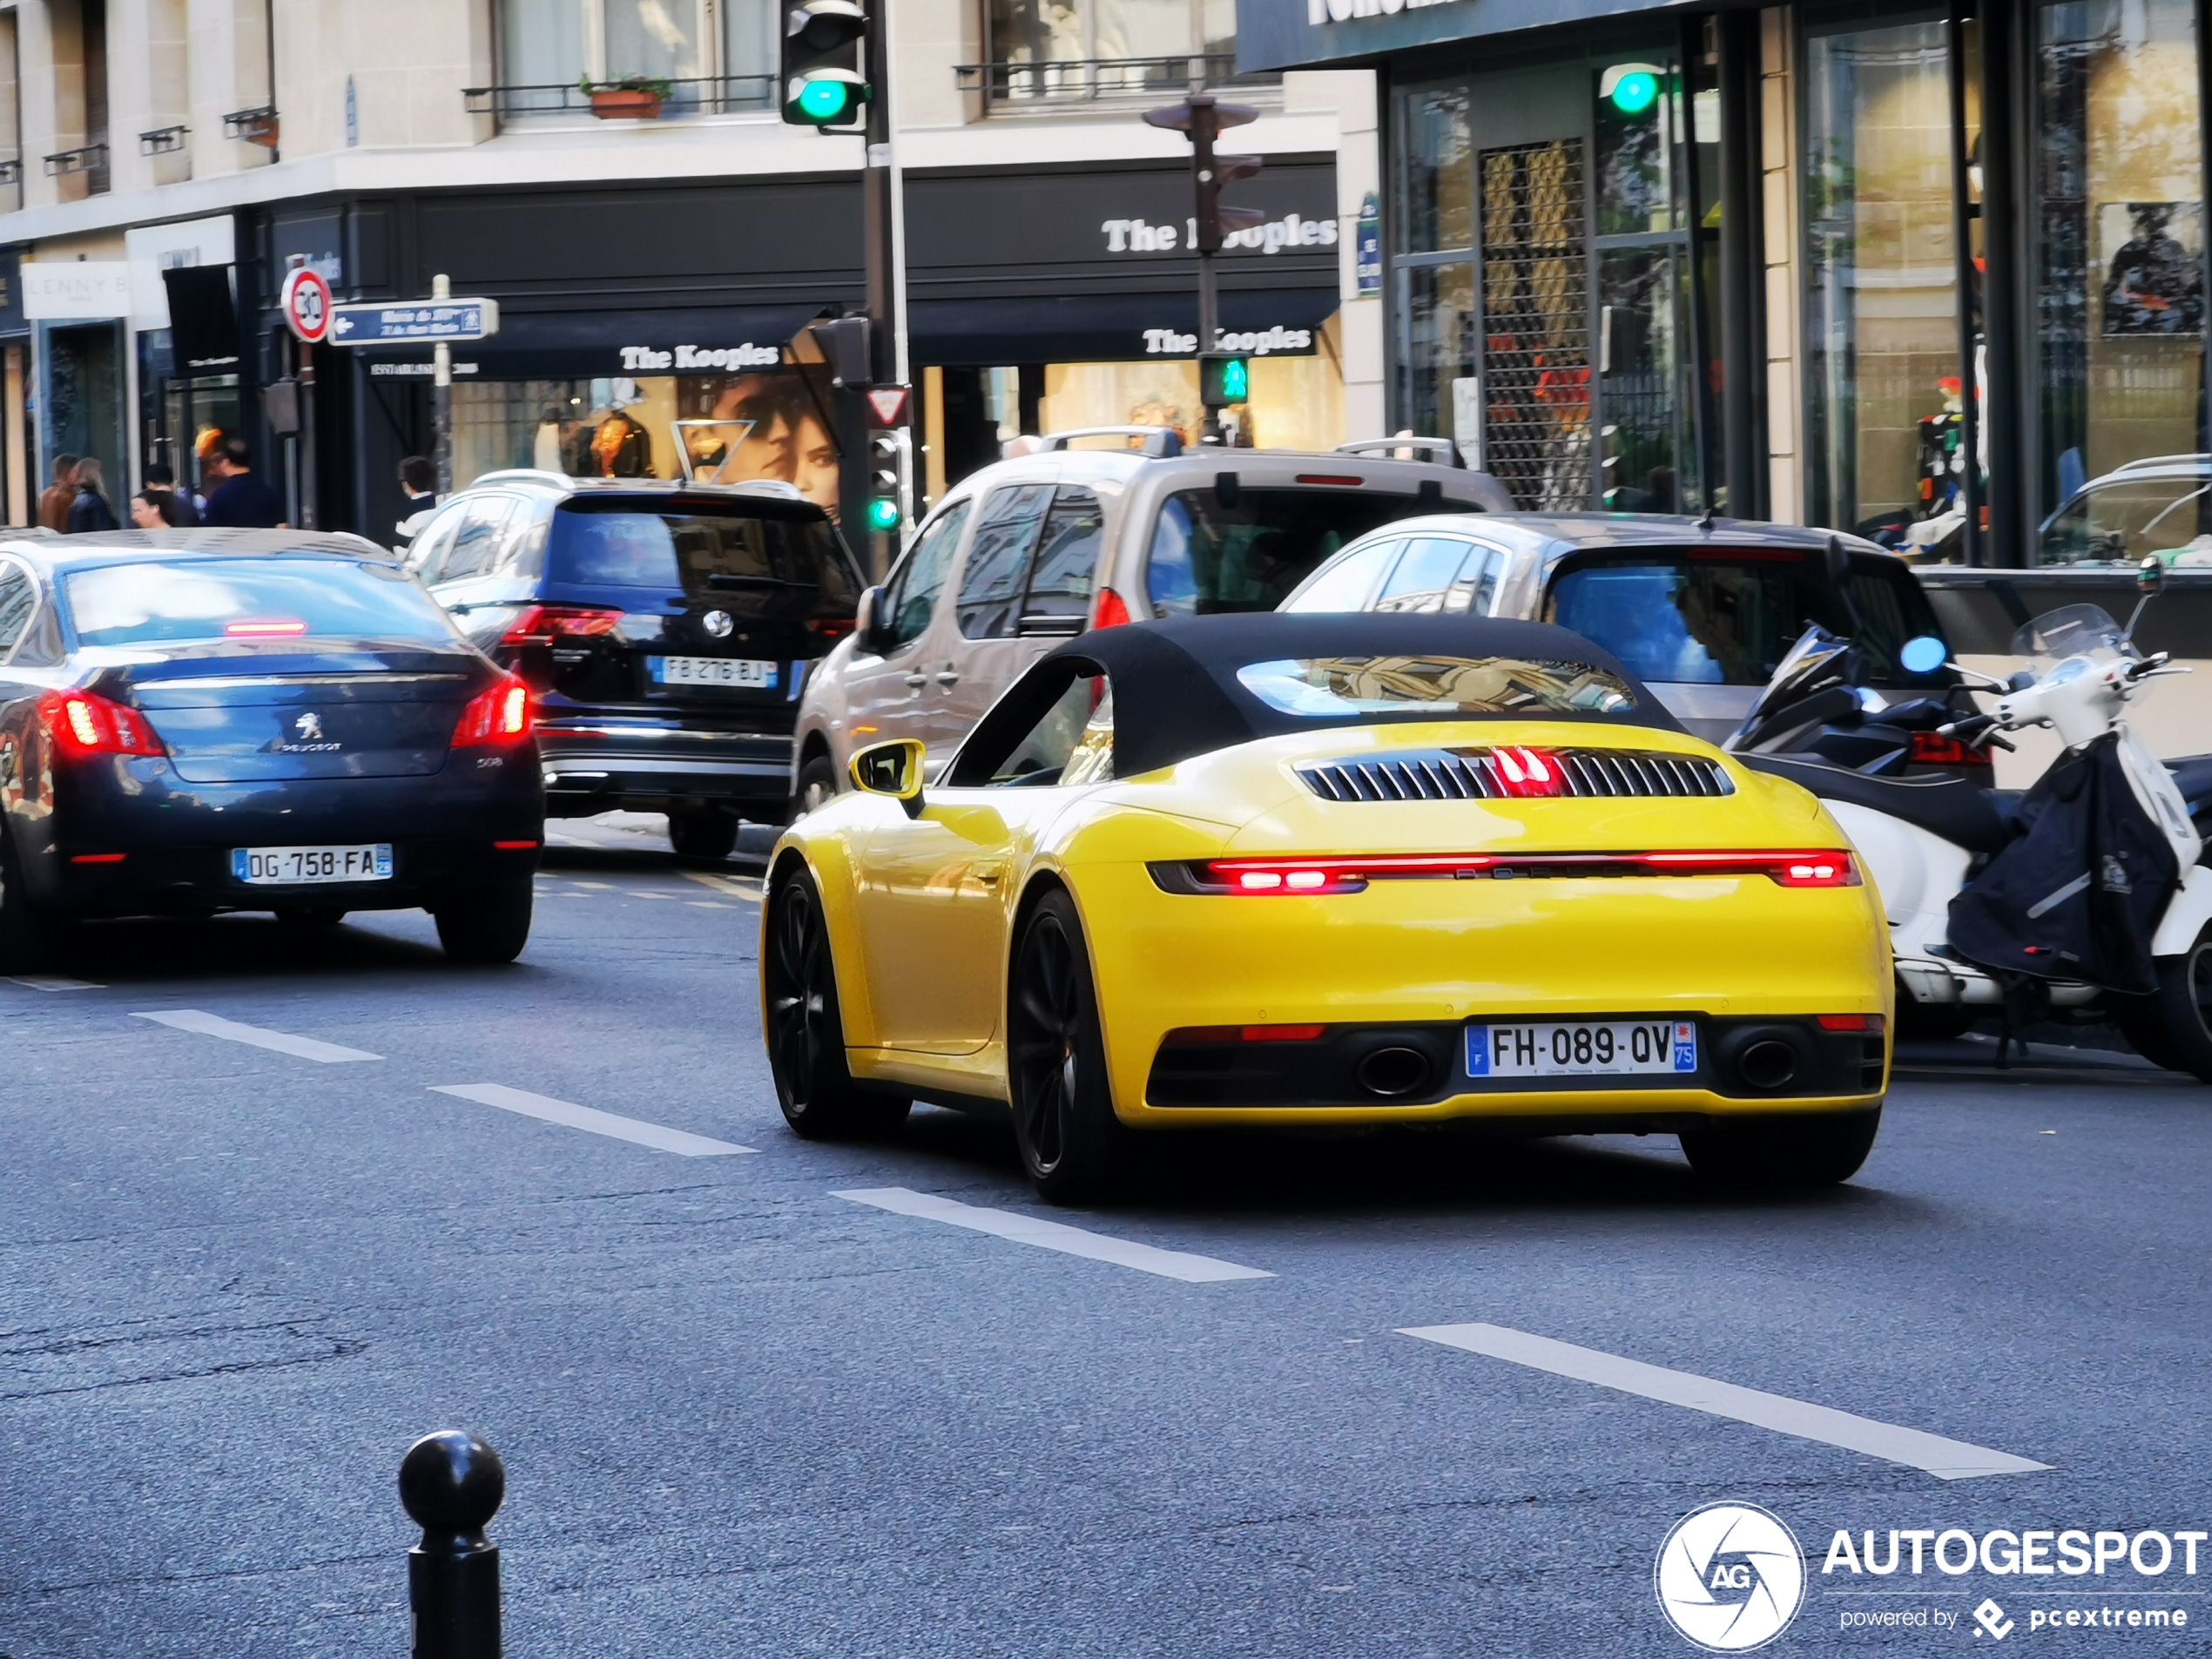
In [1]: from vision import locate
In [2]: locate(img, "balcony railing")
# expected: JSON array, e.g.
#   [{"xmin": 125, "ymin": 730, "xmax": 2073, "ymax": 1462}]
[
  {"xmin": 954, "ymin": 51, "xmax": 1275, "ymax": 107},
  {"xmin": 0, "ymin": 159, "xmax": 19, "ymax": 186},
  {"xmin": 224, "ymin": 106, "xmax": 279, "ymax": 147},
  {"xmin": 140, "ymin": 125, "xmax": 190, "ymax": 156},
  {"xmin": 44, "ymin": 142, "xmax": 109, "ymax": 177},
  {"xmin": 463, "ymin": 75, "xmax": 776, "ymax": 122}
]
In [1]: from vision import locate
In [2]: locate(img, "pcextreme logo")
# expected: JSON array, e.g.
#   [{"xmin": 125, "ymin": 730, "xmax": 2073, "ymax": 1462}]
[{"xmin": 1656, "ymin": 1502, "xmax": 1809, "ymax": 1652}]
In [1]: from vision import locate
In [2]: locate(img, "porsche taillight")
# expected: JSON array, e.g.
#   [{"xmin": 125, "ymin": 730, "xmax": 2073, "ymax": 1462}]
[
  {"xmin": 1164, "ymin": 849, "xmax": 1859, "ymax": 894},
  {"xmin": 39, "ymin": 689, "xmax": 165, "ymax": 757},
  {"xmin": 451, "ymin": 678, "xmax": 532, "ymax": 747}
]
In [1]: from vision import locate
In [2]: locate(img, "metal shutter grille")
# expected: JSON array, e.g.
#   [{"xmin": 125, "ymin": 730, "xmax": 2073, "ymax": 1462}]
[{"xmin": 1479, "ymin": 138, "xmax": 1591, "ymax": 511}]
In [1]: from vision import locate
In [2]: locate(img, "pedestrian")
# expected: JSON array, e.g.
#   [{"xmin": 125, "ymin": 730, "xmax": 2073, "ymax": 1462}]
[
  {"xmin": 200, "ymin": 438, "xmax": 287, "ymax": 528},
  {"xmin": 37, "ymin": 455, "xmax": 79, "ymax": 531},
  {"xmin": 396, "ymin": 454, "xmax": 439, "ymax": 541},
  {"xmin": 139, "ymin": 462, "xmax": 199, "ymax": 526},
  {"xmin": 64, "ymin": 458, "xmax": 121, "ymax": 533},
  {"xmin": 130, "ymin": 486, "xmax": 195, "ymax": 529}
]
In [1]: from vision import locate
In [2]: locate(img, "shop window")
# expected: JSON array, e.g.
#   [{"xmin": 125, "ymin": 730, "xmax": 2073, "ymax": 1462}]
[
  {"xmin": 957, "ymin": 484, "xmax": 1053, "ymax": 637},
  {"xmin": 1394, "ymin": 83, "xmax": 1475, "ymax": 454},
  {"xmin": 885, "ymin": 499, "xmax": 969, "ymax": 647},
  {"xmin": 1803, "ymin": 19, "xmax": 1965, "ymax": 541},
  {"xmin": 2034, "ymin": 0, "xmax": 2205, "ymax": 527},
  {"xmin": 1400, "ymin": 85, "xmax": 1473, "ymax": 254}
]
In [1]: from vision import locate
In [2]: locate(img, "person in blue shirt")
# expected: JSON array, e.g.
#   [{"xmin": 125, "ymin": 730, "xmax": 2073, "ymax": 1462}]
[{"xmin": 201, "ymin": 437, "xmax": 287, "ymax": 528}]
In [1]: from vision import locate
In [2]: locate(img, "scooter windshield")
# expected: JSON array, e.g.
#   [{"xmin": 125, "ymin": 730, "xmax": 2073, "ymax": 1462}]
[{"xmin": 2010, "ymin": 604, "xmax": 2128, "ymax": 666}]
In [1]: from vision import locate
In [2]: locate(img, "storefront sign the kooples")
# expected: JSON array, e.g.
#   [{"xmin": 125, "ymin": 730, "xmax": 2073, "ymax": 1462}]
[
  {"xmin": 1305, "ymin": 0, "xmax": 1467, "ymax": 18},
  {"xmin": 1103, "ymin": 212, "xmax": 1339, "ymax": 255},
  {"xmin": 619, "ymin": 343, "xmax": 781, "ymax": 372},
  {"xmin": 1144, "ymin": 326, "xmax": 1314, "ymax": 355}
]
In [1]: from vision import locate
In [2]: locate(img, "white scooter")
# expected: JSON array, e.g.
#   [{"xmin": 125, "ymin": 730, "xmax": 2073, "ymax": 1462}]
[{"xmin": 1740, "ymin": 559, "xmax": 2212, "ymax": 1077}]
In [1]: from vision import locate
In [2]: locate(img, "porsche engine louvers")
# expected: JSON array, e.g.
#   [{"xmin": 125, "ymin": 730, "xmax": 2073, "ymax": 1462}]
[{"xmin": 1295, "ymin": 748, "xmax": 1734, "ymax": 803}]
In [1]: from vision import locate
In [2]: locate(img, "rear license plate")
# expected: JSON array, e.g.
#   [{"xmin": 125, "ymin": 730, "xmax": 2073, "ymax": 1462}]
[
  {"xmin": 1467, "ymin": 1020, "xmax": 1696, "ymax": 1078},
  {"xmin": 231, "ymin": 845, "xmax": 394, "ymax": 886},
  {"xmin": 650, "ymin": 655, "xmax": 777, "ymax": 689}
]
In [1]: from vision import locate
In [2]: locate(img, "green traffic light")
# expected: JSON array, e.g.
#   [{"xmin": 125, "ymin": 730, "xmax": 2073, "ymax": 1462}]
[
  {"xmin": 866, "ymin": 496, "xmax": 900, "ymax": 531},
  {"xmin": 796, "ymin": 77, "xmax": 855, "ymax": 122},
  {"xmin": 1609, "ymin": 70, "xmax": 1658, "ymax": 115}
]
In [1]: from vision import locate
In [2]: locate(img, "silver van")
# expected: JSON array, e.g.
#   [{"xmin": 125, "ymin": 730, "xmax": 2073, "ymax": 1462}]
[{"xmin": 790, "ymin": 434, "xmax": 1509, "ymax": 806}]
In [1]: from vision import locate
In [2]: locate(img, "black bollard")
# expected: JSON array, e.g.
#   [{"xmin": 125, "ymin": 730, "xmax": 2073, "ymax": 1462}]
[{"xmin": 399, "ymin": 1430, "xmax": 506, "ymax": 1659}]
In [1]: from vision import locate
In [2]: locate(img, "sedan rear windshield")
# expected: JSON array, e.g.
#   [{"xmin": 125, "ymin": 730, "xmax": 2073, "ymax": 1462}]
[
  {"xmin": 1146, "ymin": 489, "xmax": 1442, "ymax": 617},
  {"xmin": 63, "ymin": 557, "xmax": 456, "ymax": 647},
  {"xmin": 1544, "ymin": 551, "xmax": 1943, "ymax": 685},
  {"xmin": 1237, "ymin": 655, "xmax": 1637, "ymax": 718},
  {"xmin": 547, "ymin": 500, "xmax": 860, "ymax": 617}
]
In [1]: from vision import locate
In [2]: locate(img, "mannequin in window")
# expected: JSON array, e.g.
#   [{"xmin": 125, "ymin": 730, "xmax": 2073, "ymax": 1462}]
[{"xmin": 586, "ymin": 410, "xmax": 653, "ymax": 476}]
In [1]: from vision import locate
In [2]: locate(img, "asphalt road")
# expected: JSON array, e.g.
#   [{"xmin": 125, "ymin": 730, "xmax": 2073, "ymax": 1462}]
[{"xmin": 2, "ymin": 814, "xmax": 2208, "ymax": 1658}]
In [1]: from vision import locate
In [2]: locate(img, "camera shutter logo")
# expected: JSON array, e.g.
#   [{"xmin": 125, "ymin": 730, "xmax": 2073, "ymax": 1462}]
[{"xmin": 1654, "ymin": 1501, "xmax": 1806, "ymax": 1652}]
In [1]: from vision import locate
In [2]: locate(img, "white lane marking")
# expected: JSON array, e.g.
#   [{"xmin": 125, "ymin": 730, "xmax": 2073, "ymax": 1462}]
[
  {"xmin": 8, "ymin": 975, "xmax": 102, "ymax": 991},
  {"xmin": 685, "ymin": 900, "xmax": 734, "ymax": 909},
  {"xmin": 575, "ymin": 881, "xmax": 616, "ymax": 891},
  {"xmin": 1400, "ymin": 1322, "xmax": 2049, "ymax": 1481},
  {"xmin": 132, "ymin": 1009, "xmax": 381, "ymax": 1062},
  {"xmin": 832, "ymin": 1187, "xmax": 1273, "ymax": 1283},
  {"xmin": 683, "ymin": 871, "xmax": 762, "ymax": 902},
  {"xmin": 429, "ymin": 1083, "xmax": 752, "ymax": 1157}
]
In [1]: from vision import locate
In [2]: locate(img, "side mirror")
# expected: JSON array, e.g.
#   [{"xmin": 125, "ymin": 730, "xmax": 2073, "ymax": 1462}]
[
  {"xmin": 850, "ymin": 738, "xmax": 926, "ymax": 808},
  {"xmin": 854, "ymin": 585, "xmax": 888, "ymax": 653},
  {"xmin": 1898, "ymin": 635, "xmax": 1947, "ymax": 675},
  {"xmin": 2138, "ymin": 555, "xmax": 2168, "ymax": 596}
]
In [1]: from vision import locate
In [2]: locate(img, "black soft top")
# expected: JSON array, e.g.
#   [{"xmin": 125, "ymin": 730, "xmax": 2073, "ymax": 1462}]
[{"xmin": 948, "ymin": 612, "xmax": 1682, "ymax": 784}]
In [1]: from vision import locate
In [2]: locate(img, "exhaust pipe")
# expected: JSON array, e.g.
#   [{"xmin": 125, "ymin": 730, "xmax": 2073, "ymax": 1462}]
[
  {"xmin": 1354, "ymin": 1046, "xmax": 1432, "ymax": 1098},
  {"xmin": 1738, "ymin": 1039, "xmax": 1799, "ymax": 1089}
]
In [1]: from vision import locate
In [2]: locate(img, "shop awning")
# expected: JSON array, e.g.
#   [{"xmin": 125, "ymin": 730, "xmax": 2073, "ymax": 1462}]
[
  {"xmin": 908, "ymin": 287, "xmax": 1340, "ymax": 368},
  {"xmin": 347, "ymin": 303, "xmax": 837, "ymax": 379}
]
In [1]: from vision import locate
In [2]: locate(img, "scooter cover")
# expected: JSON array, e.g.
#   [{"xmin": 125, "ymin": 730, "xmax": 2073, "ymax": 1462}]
[{"xmin": 1947, "ymin": 732, "xmax": 2179, "ymax": 993}]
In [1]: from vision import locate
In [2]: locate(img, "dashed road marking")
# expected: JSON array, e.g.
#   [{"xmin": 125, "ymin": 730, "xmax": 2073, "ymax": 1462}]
[
  {"xmin": 685, "ymin": 900, "xmax": 734, "ymax": 909},
  {"xmin": 1400, "ymin": 1322, "xmax": 2050, "ymax": 1481},
  {"xmin": 8, "ymin": 975, "xmax": 102, "ymax": 991},
  {"xmin": 683, "ymin": 871, "xmax": 762, "ymax": 902},
  {"xmin": 832, "ymin": 1187, "xmax": 1274, "ymax": 1283},
  {"xmin": 428, "ymin": 1083, "xmax": 752, "ymax": 1157},
  {"xmin": 132, "ymin": 1009, "xmax": 381, "ymax": 1063}
]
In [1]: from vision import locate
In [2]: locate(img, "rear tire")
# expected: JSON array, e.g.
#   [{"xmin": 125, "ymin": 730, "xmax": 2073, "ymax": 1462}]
[
  {"xmin": 2134, "ymin": 929, "xmax": 2212, "ymax": 1083},
  {"xmin": 669, "ymin": 810, "xmax": 739, "ymax": 861},
  {"xmin": 1679, "ymin": 1108, "xmax": 1882, "ymax": 1190},
  {"xmin": 763, "ymin": 867, "xmax": 910, "ymax": 1139},
  {"xmin": 433, "ymin": 880, "xmax": 533, "ymax": 964},
  {"xmin": 1007, "ymin": 888, "xmax": 1130, "ymax": 1204},
  {"xmin": 792, "ymin": 754, "xmax": 840, "ymax": 821},
  {"xmin": 0, "ymin": 825, "xmax": 61, "ymax": 974}
]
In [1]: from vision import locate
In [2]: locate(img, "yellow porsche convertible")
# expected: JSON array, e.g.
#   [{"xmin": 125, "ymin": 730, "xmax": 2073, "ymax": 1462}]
[{"xmin": 762, "ymin": 613, "xmax": 1891, "ymax": 1202}]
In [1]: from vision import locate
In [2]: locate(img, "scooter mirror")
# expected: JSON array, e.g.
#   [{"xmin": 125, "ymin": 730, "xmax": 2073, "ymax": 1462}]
[
  {"xmin": 2137, "ymin": 555, "xmax": 2168, "ymax": 596},
  {"xmin": 1899, "ymin": 635, "xmax": 1947, "ymax": 675}
]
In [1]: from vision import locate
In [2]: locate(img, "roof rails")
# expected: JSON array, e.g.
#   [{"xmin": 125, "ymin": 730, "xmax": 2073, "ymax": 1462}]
[
  {"xmin": 1018, "ymin": 425, "xmax": 1184, "ymax": 458},
  {"xmin": 1334, "ymin": 436, "xmax": 1465, "ymax": 469},
  {"xmin": 2109, "ymin": 453, "xmax": 2212, "ymax": 474}
]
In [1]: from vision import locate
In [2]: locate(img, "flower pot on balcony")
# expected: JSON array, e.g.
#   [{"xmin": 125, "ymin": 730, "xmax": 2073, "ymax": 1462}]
[{"xmin": 589, "ymin": 87, "xmax": 664, "ymax": 119}]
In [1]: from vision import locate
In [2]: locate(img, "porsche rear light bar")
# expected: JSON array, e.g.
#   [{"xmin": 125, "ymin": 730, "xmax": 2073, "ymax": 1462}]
[
  {"xmin": 1155, "ymin": 849, "xmax": 1859, "ymax": 894},
  {"xmin": 39, "ymin": 689, "xmax": 165, "ymax": 757},
  {"xmin": 451, "ymin": 677, "xmax": 533, "ymax": 747}
]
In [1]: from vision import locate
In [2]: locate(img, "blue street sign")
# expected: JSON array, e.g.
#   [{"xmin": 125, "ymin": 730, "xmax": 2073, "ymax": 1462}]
[{"xmin": 329, "ymin": 298, "xmax": 500, "ymax": 344}]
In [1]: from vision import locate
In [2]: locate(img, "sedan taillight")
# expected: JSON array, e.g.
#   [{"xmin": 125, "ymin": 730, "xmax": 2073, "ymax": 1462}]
[
  {"xmin": 452, "ymin": 678, "xmax": 532, "ymax": 747},
  {"xmin": 39, "ymin": 689, "xmax": 165, "ymax": 757}
]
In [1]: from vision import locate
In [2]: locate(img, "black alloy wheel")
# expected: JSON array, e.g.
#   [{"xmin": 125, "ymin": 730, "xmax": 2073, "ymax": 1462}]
[
  {"xmin": 764, "ymin": 867, "xmax": 909, "ymax": 1139},
  {"xmin": 669, "ymin": 809, "xmax": 739, "ymax": 862},
  {"xmin": 433, "ymin": 879, "xmax": 533, "ymax": 965},
  {"xmin": 0, "ymin": 825, "xmax": 62, "ymax": 974},
  {"xmin": 1678, "ymin": 1107, "xmax": 1882, "ymax": 1190},
  {"xmin": 2134, "ymin": 928, "xmax": 2212, "ymax": 1084},
  {"xmin": 1007, "ymin": 889, "xmax": 1129, "ymax": 1204}
]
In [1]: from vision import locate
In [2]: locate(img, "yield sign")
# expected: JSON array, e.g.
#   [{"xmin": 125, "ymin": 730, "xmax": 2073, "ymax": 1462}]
[{"xmin": 865, "ymin": 386, "xmax": 911, "ymax": 428}]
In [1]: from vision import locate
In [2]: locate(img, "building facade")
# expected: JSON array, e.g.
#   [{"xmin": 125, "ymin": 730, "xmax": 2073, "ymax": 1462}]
[
  {"xmin": 0, "ymin": 0, "xmax": 1382, "ymax": 551},
  {"xmin": 1243, "ymin": 0, "xmax": 2211, "ymax": 566}
]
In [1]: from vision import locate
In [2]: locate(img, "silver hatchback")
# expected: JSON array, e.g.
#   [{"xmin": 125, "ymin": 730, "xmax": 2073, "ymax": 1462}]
[{"xmin": 790, "ymin": 434, "xmax": 1509, "ymax": 806}]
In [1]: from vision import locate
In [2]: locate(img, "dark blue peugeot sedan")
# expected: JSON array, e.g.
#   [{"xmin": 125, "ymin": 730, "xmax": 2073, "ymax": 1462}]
[{"xmin": 0, "ymin": 529, "xmax": 544, "ymax": 969}]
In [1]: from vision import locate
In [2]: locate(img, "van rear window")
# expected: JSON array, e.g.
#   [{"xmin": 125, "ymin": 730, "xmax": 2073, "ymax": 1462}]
[
  {"xmin": 1146, "ymin": 489, "xmax": 1433, "ymax": 617},
  {"xmin": 546, "ymin": 500, "xmax": 860, "ymax": 617}
]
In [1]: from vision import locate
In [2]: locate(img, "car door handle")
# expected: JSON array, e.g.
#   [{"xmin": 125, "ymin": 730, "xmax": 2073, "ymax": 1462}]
[
  {"xmin": 903, "ymin": 672, "xmax": 927, "ymax": 689},
  {"xmin": 934, "ymin": 670, "xmax": 961, "ymax": 686}
]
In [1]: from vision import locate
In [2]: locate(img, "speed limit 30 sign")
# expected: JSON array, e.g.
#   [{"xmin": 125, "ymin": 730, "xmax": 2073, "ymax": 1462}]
[{"xmin": 280, "ymin": 266, "xmax": 334, "ymax": 345}]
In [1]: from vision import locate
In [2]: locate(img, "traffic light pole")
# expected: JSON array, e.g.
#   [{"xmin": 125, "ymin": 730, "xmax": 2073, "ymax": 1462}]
[
  {"xmin": 859, "ymin": 0, "xmax": 907, "ymax": 575},
  {"xmin": 1190, "ymin": 107, "xmax": 1221, "ymax": 446}
]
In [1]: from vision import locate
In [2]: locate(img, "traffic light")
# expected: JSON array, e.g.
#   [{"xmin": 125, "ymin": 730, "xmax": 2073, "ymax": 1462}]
[
  {"xmin": 1143, "ymin": 93, "xmax": 1264, "ymax": 252},
  {"xmin": 782, "ymin": 0, "xmax": 868, "ymax": 128},
  {"xmin": 866, "ymin": 433, "xmax": 903, "ymax": 532},
  {"xmin": 1199, "ymin": 352, "xmax": 1249, "ymax": 410}
]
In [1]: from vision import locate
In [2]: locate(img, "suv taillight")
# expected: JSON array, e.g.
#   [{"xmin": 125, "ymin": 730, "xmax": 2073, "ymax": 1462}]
[
  {"xmin": 39, "ymin": 689, "xmax": 165, "ymax": 757},
  {"xmin": 452, "ymin": 678, "xmax": 532, "ymax": 747},
  {"xmin": 500, "ymin": 605, "xmax": 624, "ymax": 649}
]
